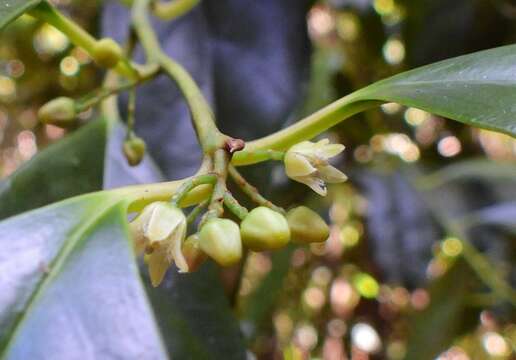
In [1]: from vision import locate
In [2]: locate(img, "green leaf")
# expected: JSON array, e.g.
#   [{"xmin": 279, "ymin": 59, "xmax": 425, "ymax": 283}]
[
  {"xmin": 0, "ymin": 118, "xmax": 109, "ymax": 219},
  {"xmin": 0, "ymin": 192, "xmax": 168, "ymax": 359},
  {"xmin": 354, "ymin": 44, "xmax": 516, "ymax": 137},
  {"xmin": 0, "ymin": 118, "xmax": 246, "ymax": 358},
  {"xmin": 143, "ymin": 264, "xmax": 247, "ymax": 359},
  {"xmin": 0, "ymin": 0, "xmax": 42, "ymax": 30},
  {"xmin": 404, "ymin": 260, "xmax": 477, "ymax": 360}
]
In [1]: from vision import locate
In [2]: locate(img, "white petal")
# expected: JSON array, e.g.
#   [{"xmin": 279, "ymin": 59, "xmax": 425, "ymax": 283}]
[
  {"xmin": 298, "ymin": 176, "xmax": 327, "ymax": 196},
  {"xmin": 318, "ymin": 144, "xmax": 345, "ymax": 159},
  {"xmin": 319, "ymin": 165, "xmax": 348, "ymax": 183},
  {"xmin": 169, "ymin": 224, "xmax": 189, "ymax": 273},
  {"xmin": 285, "ymin": 152, "xmax": 317, "ymax": 177},
  {"xmin": 145, "ymin": 204, "xmax": 184, "ymax": 242}
]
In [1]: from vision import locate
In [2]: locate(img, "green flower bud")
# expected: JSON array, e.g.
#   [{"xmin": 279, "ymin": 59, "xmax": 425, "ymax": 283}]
[
  {"xmin": 286, "ymin": 206, "xmax": 329, "ymax": 244},
  {"xmin": 182, "ymin": 234, "xmax": 207, "ymax": 272},
  {"xmin": 92, "ymin": 38, "xmax": 123, "ymax": 69},
  {"xmin": 240, "ymin": 207, "xmax": 290, "ymax": 251},
  {"xmin": 123, "ymin": 137, "xmax": 146, "ymax": 166},
  {"xmin": 199, "ymin": 219, "xmax": 242, "ymax": 266},
  {"xmin": 38, "ymin": 97, "xmax": 76, "ymax": 127}
]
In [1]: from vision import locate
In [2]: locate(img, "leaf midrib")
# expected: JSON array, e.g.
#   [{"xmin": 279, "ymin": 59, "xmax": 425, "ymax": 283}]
[{"xmin": 0, "ymin": 196, "xmax": 124, "ymax": 358}]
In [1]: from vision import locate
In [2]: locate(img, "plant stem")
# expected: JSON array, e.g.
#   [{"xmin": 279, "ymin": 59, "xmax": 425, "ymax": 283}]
[
  {"xmin": 223, "ymin": 192, "xmax": 249, "ymax": 220},
  {"xmin": 232, "ymin": 98, "xmax": 379, "ymax": 166},
  {"xmin": 201, "ymin": 149, "xmax": 229, "ymax": 224},
  {"xmin": 228, "ymin": 165, "xmax": 285, "ymax": 214},
  {"xmin": 78, "ymin": 64, "xmax": 159, "ymax": 111},
  {"xmin": 152, "ymin": 0, "xmax": 201, "ymax": 20},
  {"xmin": 187, "ymin": 200, "xmax": 209, "ymax": 224},
  {"xmin": 29, "ymin": 2, "xmax": 137, "ymax": 79},
  {"xmin": 170, "ymin": 174, "xmax": 217, "ymax": 207},
  {"xmin": 132, "ymin": 0, "xmax": 225, "ymax": 153}
]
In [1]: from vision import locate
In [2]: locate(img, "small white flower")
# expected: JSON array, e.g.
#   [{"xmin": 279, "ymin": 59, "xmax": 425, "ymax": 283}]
[
  {"xmin": 129, "ymin": 202, "xmax": 188, "ymax": 286},
  {"xmin": 284, "ymin": 138, "xmax": 348, "ymax": 196}
]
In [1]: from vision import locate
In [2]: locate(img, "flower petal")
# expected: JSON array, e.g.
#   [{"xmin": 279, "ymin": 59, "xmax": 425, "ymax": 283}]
[
  {"xmin": 169, "ymin": 224, "xmax": 189, "ymax": 273},
  {"xmin": 145, "ymin": 203, "xmax": 185, "ymax": 242},
  {"xmin": 298, "ymin": 176, "xmax": 328, "ymax": 196},
  {"xmin": 319, "ymin": 165, "xmax": 348, "ymax": 183},
  {"xmin": 318, "ymin": 144, "xmax": 345, "ymax": 159},
  {"xmin": 285, "ymin": 152, "xmax": 317, "ymax": 177},
  {"xmin": 147, "ymin": 248, "xmax": 171, "ymax": 287}
]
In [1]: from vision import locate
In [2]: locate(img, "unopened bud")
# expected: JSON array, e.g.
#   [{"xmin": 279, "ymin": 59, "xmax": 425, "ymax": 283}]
[
  {"xmin": 199, "ymin": 219, "xmax": 242, "ymax": 266},
  {"xmin": 286, "ymin": 206, "xmax": 329, "ymax": 244},
  {"xmin": 182, "ymin": 234, "xmax": 207, "ymax": 272},
  {"xmin": 123, "ymin": 136, "xmax": 146, "ymax": 166},
  {"xmin": 38, "ymin": 97, "xmax": 76, "ymax": 127},
  {"xmin": 240, "ymin": 207, "xmax": 290, "ymax": 251},
  {"xmin": 92, "ymin": 38, "xmax": 123, "ymax": 69}
]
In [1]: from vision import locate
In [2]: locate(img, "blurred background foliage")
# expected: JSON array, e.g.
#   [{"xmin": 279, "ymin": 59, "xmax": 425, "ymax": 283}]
[{"xmin": 0, "ymin": 0, "xmax": 515, "ymax": 359}]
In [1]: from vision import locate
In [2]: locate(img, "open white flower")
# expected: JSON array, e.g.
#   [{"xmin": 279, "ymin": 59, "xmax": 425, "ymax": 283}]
[
  {"xmin": 284, "ymin": 138, "xmax": 348, "ymax": 196},
  {"xmin": 129, "ymin": 201, "xmax": 188, "ymax": 286}
]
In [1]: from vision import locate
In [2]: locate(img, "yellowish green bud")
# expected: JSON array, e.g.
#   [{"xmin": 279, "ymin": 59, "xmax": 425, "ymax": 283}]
[
  {"xmin": 286, "ymin": 206, "xmax": 329, "ymax": 244},
  {"xmin": 123, "ymin": 137, "xmax": 146, "ymax": 166},
  {"xmin": 182, "ymin": 234, "xmax": 207, "ymax": 272},
  {"xmin": 240, "ymin": 207, "xmax": 290, "ymax": 251},
  {"xmin": 92, "ymin": 38, "xmax": 123, "ymax": 68},
  {"xmin": 38, "ymin": 97, "xmax": 76, "ymax": 127},
  {"xmin": 199, "ymin": 219, "xmax": 242, "ymax": 266}
]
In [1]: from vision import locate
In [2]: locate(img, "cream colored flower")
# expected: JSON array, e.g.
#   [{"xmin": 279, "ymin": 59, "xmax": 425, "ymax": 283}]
[
  {"xmin": 129, "ymin": 202, "xmax": 188, "ymax": 286},
  {"xmin": 284, "ymin": 139, "xmax": 347, "ymax": 196}
]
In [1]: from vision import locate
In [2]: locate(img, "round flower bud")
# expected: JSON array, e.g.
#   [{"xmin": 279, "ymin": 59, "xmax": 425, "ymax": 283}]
[
  {"xmin": 286, "ymin": 206, "xmax": 329, "ymax": 244},
  {"xmin": 240, "ymin": 207, "xmax": 290, "ymax": 251},
  {"xmin": 92, "ymin": 38, "xmax": 123, "ymax": 69},
  {"xmin": 199, "ymin": 219, "xmax": 242, "ymax": 266},
  {"xmin": 123, "ymin": 137, "xmax": 146, "ymax": 166},
  {"xmin": 38, "ymin": 97, "xmax": 76, "ymax": 127},
  {"xmin": 182, "ymin": 234, "xmax": 207, "ymax": 272}
]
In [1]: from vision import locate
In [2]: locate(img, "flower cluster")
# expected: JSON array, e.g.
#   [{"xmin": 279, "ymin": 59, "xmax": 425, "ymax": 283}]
[{"xmin": 129, "ymin": 139, "xmax": 346, "ymax": 287}]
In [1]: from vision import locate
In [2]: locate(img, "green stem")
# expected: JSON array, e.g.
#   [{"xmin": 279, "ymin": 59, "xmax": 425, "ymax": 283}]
[
  {"xmin": 223, "ymin": 192, "xmax": 249, "ymax": 220},
  {"xmin": 78, "ymin": 64, "xmax": 159, "ymax": 111},
  {"xmin": 29, "ymin": 2, "xmax": 137, "ymax": 79},
  {"xmin": 152, "ymin": 0, "xmax": 201, "ymax": 20},
  {"xmin": 232, "ymin": 98, "xmax": 379, "ymax": 166},
  {"xmin": 126, "ymin": 87, "xmax": 136, "ymax": 138},
  {"xmin": 170, "ymin": 174, "xmax": 217, "ymax": 207},
  {"xmin": 187, "ymin": 200, "xmax": 209, "ymax": 224},
  {"xmin": 228, "ymin": 165, "xmax": 285, "ymax": 214},
  {"xmin": 132, "ymin": 0, "xmax": 225, "ymax": 153},
  {"xmin": 201, "ymin": 149, "xmax": 229, "ymax": 224}
]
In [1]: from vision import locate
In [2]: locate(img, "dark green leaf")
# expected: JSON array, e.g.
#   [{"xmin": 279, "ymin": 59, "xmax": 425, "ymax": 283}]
[
  {"xmin": 143, "ymin": 263, "xmax": 247, "ymax": 359},
  {"xmin": 0, "ymin": 117, "xmax": 246, "ymax": 358},
  {"xmin": 0, "ymin": 118, "xmax": 109, "ymax": 219},
  {"xmin": 404, "ymin": 260, "xmax": 477, "ymax": 360},
  {"xmin": 353, "ymin": 44, "xmax": 516, "ymax": 137},
  {"xmin": 0, "ymin": 193, "xmax": 168, "ymax": 359},
  {"xmin": 0, "ymin": 0, "xmax": 42, "ymax": 30}
]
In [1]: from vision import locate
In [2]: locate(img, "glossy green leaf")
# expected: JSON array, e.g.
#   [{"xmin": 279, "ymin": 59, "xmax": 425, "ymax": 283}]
[
  {"xmin": 0, "ymin": 192, "xmax": 168, "ymax": 359},
  {"xmin": 0, "ymin": 117, "xmax": 246, "ymax": 358},
  {"xmin": 0, "ymin": 0, "xmax": 42, "ymax": 30},
  {"xmin": 353, "ymin": 44, "xmax": 516, "ymax": 137},
  {"xmin": 0, "ymin": 118, "xmax": 109, "ymax": 219}
]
